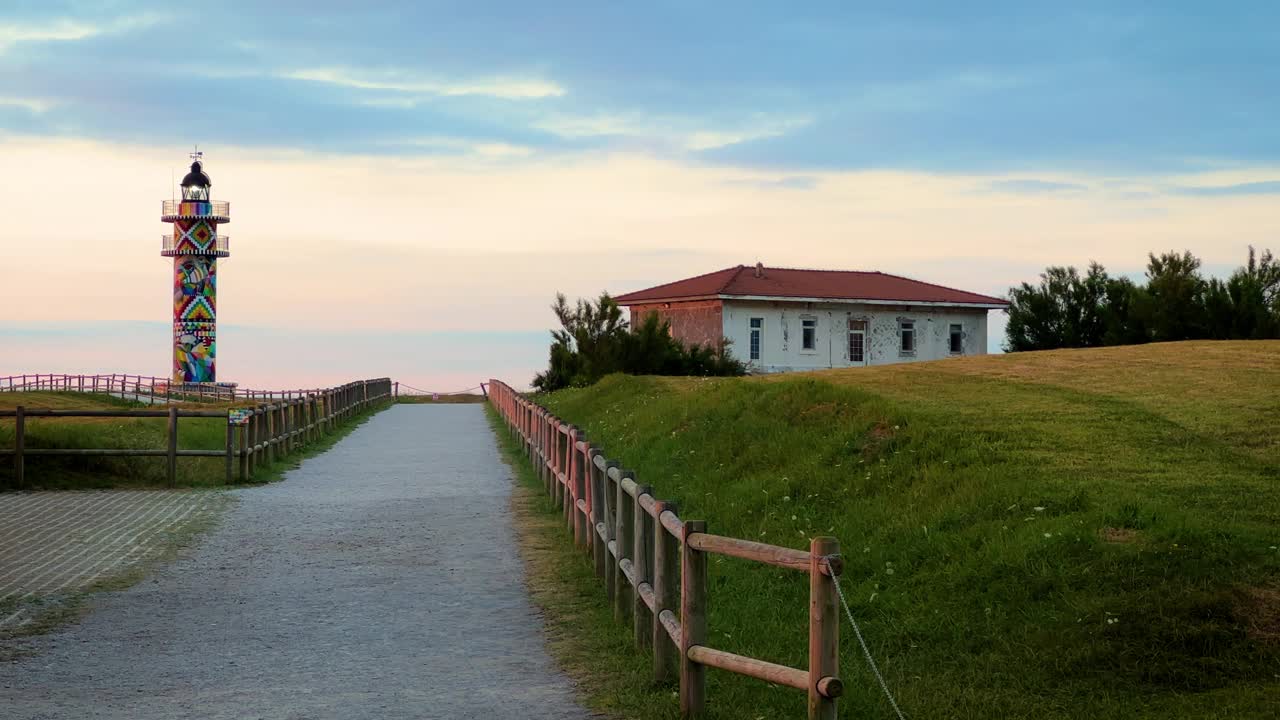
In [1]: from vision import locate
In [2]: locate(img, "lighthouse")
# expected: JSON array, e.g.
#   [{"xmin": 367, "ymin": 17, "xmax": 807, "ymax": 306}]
[{"xmin": 162, "ymin": 151, "xmax": 230, "ymax": 384}]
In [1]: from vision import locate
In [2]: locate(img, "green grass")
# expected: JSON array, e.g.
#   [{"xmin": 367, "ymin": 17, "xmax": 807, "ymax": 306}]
[
  {"xmin": 509, "ymin": 340, "xmax": 1280, "ymax": 719},
  {"xmin": 489, "ymin": 405, "xmax": 687, "ymax": 718},
  {"xmin": 0, "ymin": 391, "xmax": 392, "ymax": 490}
]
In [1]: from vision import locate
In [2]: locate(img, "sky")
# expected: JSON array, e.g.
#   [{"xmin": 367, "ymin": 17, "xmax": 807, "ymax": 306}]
[{"xmin": 1, "ymin": 1, "xmax": 1277, "ymax": 390}]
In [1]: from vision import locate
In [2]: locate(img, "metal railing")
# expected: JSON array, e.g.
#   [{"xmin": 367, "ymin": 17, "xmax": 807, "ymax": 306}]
[
  {"xmin": 160, "ymin": 199, "xmax": 231, "ymax": 219},
  {"xmin": 161, "ymin": 234, "xmax": 230, "ymax": 257}
]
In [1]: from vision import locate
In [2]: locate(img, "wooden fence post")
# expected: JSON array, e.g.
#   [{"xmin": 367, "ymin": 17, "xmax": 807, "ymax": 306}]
[
  {"xmin": 590, "ymin": 450, "xmax": 607, "ymax": 580},
  {"xmin": 633, "ymin": 483, "xmax": 653, "ymax": 648},
  {"xmin": 809, "ymin": 536, "xmax": 841, "ymax": 720},
  {"xmin": 681, "ymin": 519, "xmax": 708, "ymax": 716},
  {"xmin": 561, "ymin": 429, "xmax": 574, "ymax": 537},
  {"xmin": 309, "ymin": 397, "xmax": 317, "ymax": 442},
  {"xmin": 266, "ymin": 405, "xmax": 275, "ymax": 464},
  {"xmin": 615, "ymin": 469, "xmax": 635, "ymax": 623},
  {"xmin": 224, "ymin": 421, "xmax": 234, "ymax": 485},
  {"xmin": 238, "ymin": 423, "xmax": 248, "ymax": 482},
  {"xmin": 13, "ymin": 405, "xmax": 24, "ymax": 488},
  {"xmin": 572, "ymin": 431, "xmax": 588, "ymax": 549},
  {"xmin": 166, "ymin": 406, "xmax": 178, "ymax": 487},
  {"xmin": 245, "ymin": 413, "xmax": 255, "ymax": 477},
  {"xmin": 653, "ymin": 500, "xmax": 679, "ymax": 683},
  {"xmin": 603, "ymin": 460, "xmax": 619, "ymax": 602}
]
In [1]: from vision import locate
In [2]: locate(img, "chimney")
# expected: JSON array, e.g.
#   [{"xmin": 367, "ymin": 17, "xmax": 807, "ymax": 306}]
[{"xmin": 754, "ymin": 261, "xmax": 765, "ymax": 278}]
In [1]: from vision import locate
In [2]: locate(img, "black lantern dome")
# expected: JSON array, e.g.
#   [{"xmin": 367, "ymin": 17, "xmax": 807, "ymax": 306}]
[{"xmin": 180, "ymin": 160, "xmax": 211, "ymax": 201}]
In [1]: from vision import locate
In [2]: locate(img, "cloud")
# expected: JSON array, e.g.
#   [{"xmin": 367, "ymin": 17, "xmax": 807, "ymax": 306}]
[
  {"xmin": 723, "ymin": 175, "xmax": 818, "ymax": 190},
  {"xmin": 1169, "ymin": 180, "xmax": 1280, "ymax": 197},
  {"xmin": 0, "ymin": 96, "xmax": 54, "ymax": 113},
  {"xmin": 391, "ymin": 137, "xmax": 535, "ymax": 158},
  {"xmin": 685, "ymin": 125, "xmax": 795, "ymax": 151},
  {"xmin": 0, "ymin": 14, "xmax": 162, "ymax": 51},
  {"xmin": 985, "ymin": 179, "xmax": 1088, "ymax": 194},
  {"xmin": 280, "ymin": 67, "xmax": 565, "ymax": 100},
  {"xmin": 534, "ymin": 112, "xmax": 811, "ymax": 151}
]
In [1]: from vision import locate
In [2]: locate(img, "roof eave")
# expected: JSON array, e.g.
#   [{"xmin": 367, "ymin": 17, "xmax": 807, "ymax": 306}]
[
  {"xmin": 722, "ymin": 294, "xmax": 1008, "ymax": 309},
  {"xmin": 620, "ymin": 293, "xmax": 1006, "ymax": 309},
  {"xmin": 614, "ymin": 293, "xmax": 722, "ymax": 305}
]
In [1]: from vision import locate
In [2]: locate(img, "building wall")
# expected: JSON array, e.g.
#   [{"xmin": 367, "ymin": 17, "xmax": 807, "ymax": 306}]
[
  {"xmin": 720, "ymin": 300, "xmax": 990, "ymax": 372},
  {"xmin": 629, "ymin": 300, "xmax": 725, "ymax": 348}
]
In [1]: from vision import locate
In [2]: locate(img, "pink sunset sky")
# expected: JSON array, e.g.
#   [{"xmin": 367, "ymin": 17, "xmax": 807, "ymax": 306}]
[{"xmin": 2, "ymin": 136, "xmax": 1276, "ymax": 390}]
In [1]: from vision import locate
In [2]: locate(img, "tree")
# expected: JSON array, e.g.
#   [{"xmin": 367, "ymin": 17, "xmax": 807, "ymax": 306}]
[
  {"xmin": 1203, "ymin": 247, "xmax": 1280, "ymax": 339},
  {"xmin": 1005, "ymin": 263, "xmax": 1112, "ymax": 351},
  {"xmin": 1142, "ymin": 250, "xmax": 1208, "ymax": 341},
  {"xmin": 1006, "ymin": 246, "xmax": 1280, "ymax": 351},
  {"xmin": 532, "ymin": 293, "xmax": 745, "ymax": 392}
]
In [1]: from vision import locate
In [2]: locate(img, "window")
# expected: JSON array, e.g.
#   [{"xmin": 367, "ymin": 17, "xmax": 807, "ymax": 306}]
[
  {"xmin": 749, "ymin": 317, "xmax": 763, "ymax": 361},
  {"xmin": 801, "ymin": 318, "xmax": 817, "ymax": 351},
  {"xmin": 949, "ymin": 323, "xmax": 964, "ymax": 354},
  {"xmin": 899, "ymin": 321, "xmax": 915, "ymax": 354},
  {"xmin": 848, "ymin": 319, "xmax": 867, "ymax": 363}
]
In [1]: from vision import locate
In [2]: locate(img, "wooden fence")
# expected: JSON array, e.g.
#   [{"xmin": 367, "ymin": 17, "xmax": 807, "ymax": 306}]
[
  {"xmin": 489, "ymin": 379, "xmax": 844, "ymax": 719},
  {"xmin": 1, "ymin": 373, "xmax": 360, "ymax": 403},
  {"xmin": 1, "ymin": 378, "xmax": 393, "ymax": 488}
]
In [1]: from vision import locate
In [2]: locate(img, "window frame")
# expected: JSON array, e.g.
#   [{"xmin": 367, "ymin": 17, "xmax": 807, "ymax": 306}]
[
  {"xmin": 748, "ymin": 317, "xmax": 763, "ymax": 361},
  {"xmin": 800, "ymin": 316, "xmax": 818, "ymax": 353},
  {"xmin": 847, "ymin": 317, "xmax": 868, "ymax": 365},
  {"xmin": 898, "ymin": 319, "xmax": 916, "ymax": 356},
  {"xmin": 949, "ymin": 323, "xmax": 964, "ymax": 355}
]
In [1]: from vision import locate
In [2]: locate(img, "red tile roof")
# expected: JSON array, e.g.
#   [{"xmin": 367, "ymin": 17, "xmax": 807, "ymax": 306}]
[{"xmin": 614, "ymin": 265, "xmax": 1008, "ymax": 307}]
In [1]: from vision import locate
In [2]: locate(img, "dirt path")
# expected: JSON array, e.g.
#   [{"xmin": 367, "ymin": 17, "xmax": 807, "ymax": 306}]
[{"xmin": 0, "ymin": 404, "xmax": 593, "ymax": 719}]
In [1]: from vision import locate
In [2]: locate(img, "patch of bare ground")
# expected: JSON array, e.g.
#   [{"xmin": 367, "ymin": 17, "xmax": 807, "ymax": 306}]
[
  {"xmin": 497, "ymin": 407, "xmax": 691, "ymax": 720},
  {"xmin": 509, "ymin": 483, "xmax": 594, "ymax": 675},
  {"xmin": 1237, "ymin": 586, "xmax": 1280, "ymax": 646},
  {"xmin": 1100, "ymin": 527, "xmax": 1141, "ymax": 543}
]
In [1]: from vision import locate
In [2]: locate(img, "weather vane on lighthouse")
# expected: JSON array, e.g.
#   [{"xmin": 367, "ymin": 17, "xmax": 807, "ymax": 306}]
[{"xmin": 161, "ymin": 148, "xmax": 231, "ymax": 384}]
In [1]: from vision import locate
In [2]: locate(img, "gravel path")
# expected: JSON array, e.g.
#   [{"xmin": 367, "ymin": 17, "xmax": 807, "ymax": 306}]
[{"xmin": 0, "ymin": 404, "xmax": 593, "ymax": 720}]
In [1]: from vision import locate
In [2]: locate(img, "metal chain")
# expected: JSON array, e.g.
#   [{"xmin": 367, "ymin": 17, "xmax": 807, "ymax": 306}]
[{"xmin": 822, "ymin": 554, "xmax": 908, "ymax": 720}]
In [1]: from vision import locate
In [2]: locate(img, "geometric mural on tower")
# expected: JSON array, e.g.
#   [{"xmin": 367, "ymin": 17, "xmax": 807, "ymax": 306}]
[
  {"xmin": 163, "ymin": 154, "xmax": 230, "ymax": 384},
  {"xmin": 174, "ymin": 256, "xmax": 216, "ymax": 317},
  {"xmin": 174, "ymin": 321, "xmax": 216, "ymax": 382},
  {"xmin": 172, "ymin": 219, "xmax": 215, "ymax": 254},
  {"xmin": 172, "ymin": 257, "xmax": 218, "ymax": 382}
]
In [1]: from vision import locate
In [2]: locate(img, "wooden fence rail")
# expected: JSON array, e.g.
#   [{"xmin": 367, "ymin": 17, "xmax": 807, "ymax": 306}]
[
  {"xmin": 1, "ymin": 378, "xmax": 393, "ymax": 488},
  {"xmin": 0, "ymin": 372, "xmax": 365, "ymax": 403},
  {"xmin": 488, "ymin": 379, "xmax": 843, "ymax": 719}
]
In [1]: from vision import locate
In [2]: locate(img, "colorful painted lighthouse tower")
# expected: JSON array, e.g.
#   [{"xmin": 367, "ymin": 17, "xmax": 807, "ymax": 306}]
[{"xmin": 161, "ymin": 152, "xmax": 230, "ymax": 383}]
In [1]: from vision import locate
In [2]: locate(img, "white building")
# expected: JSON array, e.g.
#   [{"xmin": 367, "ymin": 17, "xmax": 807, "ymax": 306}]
[{"xmin": 614, "ymin": 264, "xmax": 1008, "ymax": 372}]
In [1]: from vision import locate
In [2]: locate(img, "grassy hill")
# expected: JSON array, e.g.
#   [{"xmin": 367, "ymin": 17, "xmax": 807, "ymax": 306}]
[{"xmin": 529, "ymin": 341, "xmax": 1280, "ymax": 719}]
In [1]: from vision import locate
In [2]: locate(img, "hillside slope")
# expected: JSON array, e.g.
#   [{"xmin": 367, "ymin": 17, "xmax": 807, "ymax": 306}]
[{"xmin": 538, "ymin": 340, "xmax": 1280, "ymax": 719}]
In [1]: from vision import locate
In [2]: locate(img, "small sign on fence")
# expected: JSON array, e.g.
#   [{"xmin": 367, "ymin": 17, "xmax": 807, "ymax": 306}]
[{"xmin": 228, "ymin": 408, "xmax": 253, "ymax": 426}]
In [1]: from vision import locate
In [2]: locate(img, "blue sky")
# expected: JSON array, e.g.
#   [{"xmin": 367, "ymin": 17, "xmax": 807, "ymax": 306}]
[
  {"xmin": 1, "ymin": 2, "xmax": 1278, "ymax": 387},
  {"xmin": 4, "ymin": 1, "xmax": 1278, "ymax": 172}
]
